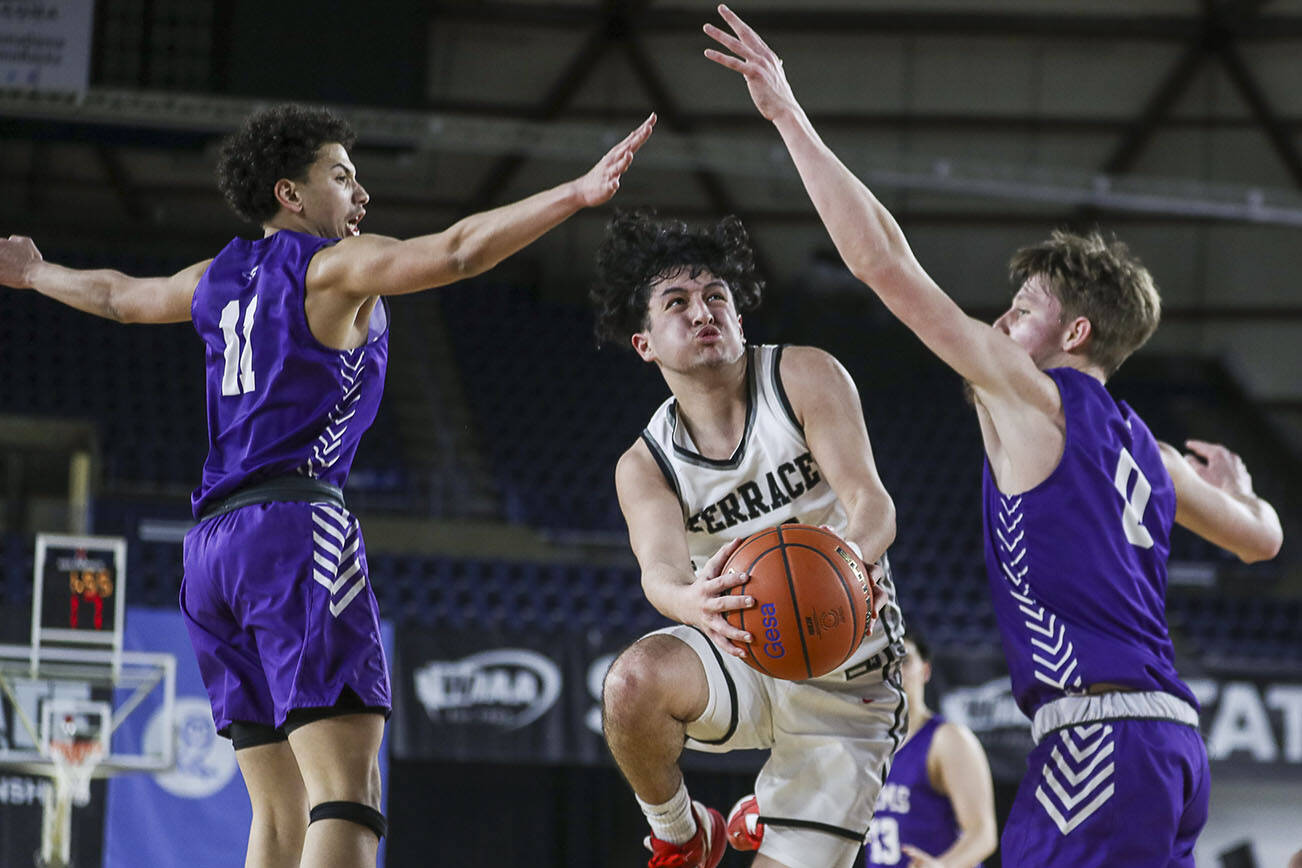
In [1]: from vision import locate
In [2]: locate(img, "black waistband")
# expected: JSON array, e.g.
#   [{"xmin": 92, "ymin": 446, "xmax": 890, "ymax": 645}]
[{"xmin": 199, "ymin": 477, "xmax": 345, "ymax": 522}]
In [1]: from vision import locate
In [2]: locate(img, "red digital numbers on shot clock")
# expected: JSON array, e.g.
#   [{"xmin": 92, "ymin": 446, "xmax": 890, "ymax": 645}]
[{"xmin": 67, "ymin": 569, "xmax": 114, "ymax": 631}]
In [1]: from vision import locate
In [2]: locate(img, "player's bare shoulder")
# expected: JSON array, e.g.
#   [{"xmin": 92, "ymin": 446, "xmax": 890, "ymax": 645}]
[
  {"xmin": 615, "ymin": 437, "xmax": 664, "ymax": 496},
  {"xmin": 928, "ymin": 718, "xmax": 988, "ymax": 790},
  {"xmin": 304, "ymin": 232, "xmax": 400, "ymax": 298},
  {"xmin": 968, "ymin": 338, "xmax": 1062, "ymax": 419},
  {"xmin": 778, "ymin": 344, "xmax": 849, "ymax": 383},
  {"xmin": 776, "ymin": 345, "xmax": 860, "ymax": 419}
]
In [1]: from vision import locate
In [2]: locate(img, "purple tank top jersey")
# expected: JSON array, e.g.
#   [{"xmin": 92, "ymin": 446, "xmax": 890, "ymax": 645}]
[
  {"xmin": 982, "ymin": 367, "xmax": 1194, "ymax": 718},
  {"xmin": 867, "ymin": 715, "xmax": 979, "ymax": 867},
  {"xmin": 189, "ymin": 230, "xmax": 389, "ymax": 518}
]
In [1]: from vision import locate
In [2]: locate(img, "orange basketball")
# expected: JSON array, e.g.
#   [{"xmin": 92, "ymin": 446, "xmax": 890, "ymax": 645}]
[{"xmin": 722, "ymin": 523, "xmax": 874, "ymax": 680}]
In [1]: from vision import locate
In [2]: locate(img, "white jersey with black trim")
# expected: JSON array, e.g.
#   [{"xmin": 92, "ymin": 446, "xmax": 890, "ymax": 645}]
[{"xmin": 640, "ymin": 343, "xmax": 903, "ymax": 670}]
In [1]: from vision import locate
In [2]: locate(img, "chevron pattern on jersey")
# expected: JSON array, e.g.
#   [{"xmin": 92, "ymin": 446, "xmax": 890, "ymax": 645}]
[
  {"xmin": 311, "ymin": 503, "xmax": 368, "ymax": 617},
  {"xmin": 1034, "ymin": 724, "xmax": 1117, "ymax": 835},
  {"xmin": 304, "ymin": 348, "xmax": 365, "ymax": 478},
  {"xmin": 996, "ymin": 493, "xmax": 1083, "ymax": 692}
]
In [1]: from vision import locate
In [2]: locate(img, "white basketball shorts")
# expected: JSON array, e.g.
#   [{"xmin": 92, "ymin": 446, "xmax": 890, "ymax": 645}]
[{"xmin": 654, "ymin": 625, "xmax": 908, "ymax": 868}]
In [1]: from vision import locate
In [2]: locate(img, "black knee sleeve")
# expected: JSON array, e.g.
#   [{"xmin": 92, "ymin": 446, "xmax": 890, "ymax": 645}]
[{"xmin": 309, "ymin": 801, "xmax": 387, "ymax": 840}]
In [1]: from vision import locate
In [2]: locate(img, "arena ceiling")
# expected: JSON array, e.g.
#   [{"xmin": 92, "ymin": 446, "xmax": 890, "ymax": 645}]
[{"xmin": 4, "ymin": 0, "xmax": 1302, "ymax": 293}]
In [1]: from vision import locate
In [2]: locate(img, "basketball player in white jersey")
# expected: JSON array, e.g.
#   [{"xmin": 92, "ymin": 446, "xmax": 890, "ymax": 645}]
[{"xmin": 592, "ymin": 209, "xmax": 908, "ymax": 868}]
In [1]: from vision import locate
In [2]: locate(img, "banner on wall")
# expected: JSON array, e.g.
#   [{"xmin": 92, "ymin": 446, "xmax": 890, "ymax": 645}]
[
  {"xmin": 393, "ymin": 629, "xmax": 1302, "ymax": 781},
  {"xmin": 0, "ymin": 0, "xmax": 95, "ymax": 94},
  {"xmin": 391, "ymin": 628, "xmax": 766, "ymax": 773},
  {"xmin": 104, "ymin": 608, "xmax": 394, "ymax": 868},
  {"xmin": 932, "ymin": 652, "xmax": 1302, "ymax": 782}
]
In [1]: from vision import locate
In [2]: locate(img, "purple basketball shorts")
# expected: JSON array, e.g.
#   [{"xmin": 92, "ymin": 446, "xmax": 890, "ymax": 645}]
[
  {"xmin": 180, "ymin": 500, "xmax": 391, "ymax": 736},
  {"xmin": 1000, "ymin": 717, "xmax": 1209, "ymax": 867}
]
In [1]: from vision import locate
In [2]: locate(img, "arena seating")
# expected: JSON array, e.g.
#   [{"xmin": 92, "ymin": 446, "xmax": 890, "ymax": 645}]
[
  {"xmin": 3, "ymin": 533, "xmax": 1295, "ymax": 663},
  {"xmin": 1, "ymin": 268, "xmax": 1294, "ymax": 661}
]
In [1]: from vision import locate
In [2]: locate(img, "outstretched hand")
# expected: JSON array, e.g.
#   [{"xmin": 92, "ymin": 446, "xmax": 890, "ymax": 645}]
[
  {"xmin": 571, "ymin": 113, "xmax": 657, "ymax": 208},
  {"xmin": 703, "ymin": 4, "xmax": 799, "ymax": 122},
  {"xmin": 1183, "ymin": 439, "xmax": 1256, "ymax": 500},
  {"xmin": 0, "ymin": 235, "xmax": 42, "ymax": 290},
  {"xmin": 688, "ymin": 536, "xmax": 755, "ymax": 658}
]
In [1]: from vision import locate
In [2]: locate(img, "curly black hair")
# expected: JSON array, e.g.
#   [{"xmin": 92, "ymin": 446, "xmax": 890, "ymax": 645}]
[
  {"xmin": 216, "ymin": 104, "xmax": 357, "ymax": 225},
  {"xmin": 590, "ymin": 209, "xmax": 764, "ymax": 347}
]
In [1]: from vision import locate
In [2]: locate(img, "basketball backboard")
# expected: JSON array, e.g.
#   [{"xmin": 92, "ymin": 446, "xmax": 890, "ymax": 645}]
[
  {"xmin": 1, "ymin": 533, "xmax": 175, "ymax": 775},
  {"xmin": 0, "ymin": 532, "xmax": 177, "ymax": 867},
  {"xmin": 0, "ymin": 643, "xmax": 176, "ymax": 777}
]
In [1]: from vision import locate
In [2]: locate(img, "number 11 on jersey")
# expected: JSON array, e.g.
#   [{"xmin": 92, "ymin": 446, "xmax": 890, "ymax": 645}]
[{"xmin": 220, "ymin": 297, "xmax": 258, "ymax": 396}]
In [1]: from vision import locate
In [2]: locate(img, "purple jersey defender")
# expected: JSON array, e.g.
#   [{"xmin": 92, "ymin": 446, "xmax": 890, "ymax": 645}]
[
  {"xmin": 190, "ymin": 230, "xmax": 388, "ymax": 517},
  {"xmin": 181, "ymin": 230, "xmax": 392, "ymax": 736},
  {"xmin": 982, "ymin": 367, "xmax": 1192, "ymax": 716},
  {"xmin": 983, "ymin": 367, "xmax": 1208, "ymax": 868},
  {"xmin": 866, "ymin": 716, "xmax": 981, "ymax": 868}
]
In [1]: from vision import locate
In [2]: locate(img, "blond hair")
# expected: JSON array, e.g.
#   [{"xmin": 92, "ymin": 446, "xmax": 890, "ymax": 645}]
[{"xmin": 1009, "ymin": 230, "xmax": 1161, "ymax": 377}]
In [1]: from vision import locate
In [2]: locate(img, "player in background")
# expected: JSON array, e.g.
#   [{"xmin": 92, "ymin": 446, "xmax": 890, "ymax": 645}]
[
  {"xmin": 0, "ymin": 104, "xmax": 653, "ymax": 868},
  {"xmin": 865, "ymin": 631, "xmax": 996, "ymax": 868},
  {"xmin": 704, "ymin": 6, "xmax": 1282, "ymax": 867},
  {"xmin": 592, "ymin": 209, "xmax": 907, "ymax": 868}
]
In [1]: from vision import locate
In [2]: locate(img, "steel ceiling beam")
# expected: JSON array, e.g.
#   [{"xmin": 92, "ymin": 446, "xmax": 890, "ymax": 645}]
[
  {"xmin": 430, "ymin": 4, "xmax": 1302, "ymax": 40},
  {"xmin": 459, "ymin": 0, "xmax": 658, "ymax": 214},
  {"xmin": 620, "ymin": 30, "xmax": 778, "ymax": 277},
  {"xmin": 460, "ymin": 27, "xmax": 615, "ymax": 213},
  {"xmin": 1102, "ymin": 0, "xmax": 1282, "ymax": 176},
  {"xmin": 1216, "ymin": 41, "xmax": 1302, "ymax": 188},
  {"xmin": 1101, "ymin": 42, "xmax": 1209, "ymax": 176},
  {"xmin": 1100, "ymin": 0, "xmax": 1302, "ymax": 189},
  {"xmin": 422, "ymin": 99, "xmax": 1302, "ymax": 134},
  {"xmin": 620, "ymin": 35, "xmax": 735, "ymax": 212}
]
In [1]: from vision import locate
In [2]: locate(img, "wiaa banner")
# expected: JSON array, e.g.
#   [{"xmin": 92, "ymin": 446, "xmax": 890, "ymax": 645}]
[
  {"xmin": 392, "ymin": 628, "xmax": 765, "ymax": 772},
  {"xmin": 394, "ymin": 629, "xmax": 1302, "ymax": 782}
]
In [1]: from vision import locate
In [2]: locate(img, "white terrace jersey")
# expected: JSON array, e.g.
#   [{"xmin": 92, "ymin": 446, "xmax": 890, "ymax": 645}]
[{"xmin": 640, "ymin": 344, "xmax": 903, "ymax": 668}]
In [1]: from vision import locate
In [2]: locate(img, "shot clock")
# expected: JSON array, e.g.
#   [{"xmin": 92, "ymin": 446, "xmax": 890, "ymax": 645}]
[{"xmin": 31, "ymin": 534, "xmax": 127, "ymax": 668}]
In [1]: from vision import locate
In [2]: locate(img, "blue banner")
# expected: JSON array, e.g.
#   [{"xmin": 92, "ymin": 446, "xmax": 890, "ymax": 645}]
[{"xmin": 105, "ymin": 607, "xmax": 392, "ymax": 867}]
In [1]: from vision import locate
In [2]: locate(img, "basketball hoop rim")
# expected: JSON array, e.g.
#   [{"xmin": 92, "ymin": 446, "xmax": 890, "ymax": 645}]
[{"xmin": 49, "ymin": 738, "xmax": 104, "ymax": 768}]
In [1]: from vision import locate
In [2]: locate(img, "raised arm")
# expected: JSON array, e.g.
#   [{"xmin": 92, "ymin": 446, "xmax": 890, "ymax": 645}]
[
  {"xmin": 0, "ymin": 235, "xmax": 207, "ymax": 324},
  {"xmin": 1160, "ymin": 440, "xmax": 1282, "ymax": 564},
  {"xmin": 781, "ymin": 346, "xmax": 895, "ymax": 564},
  {"xmin": 703, "ymin": 7, "xmax": 1048, "ymax": 406},
  {"xmin": 615, "ymin": 441, "xmax": 752, "ymax": 657},
  {"xmin": 308, "ymin": 114, "xmax": 656, "ymax": 297}
]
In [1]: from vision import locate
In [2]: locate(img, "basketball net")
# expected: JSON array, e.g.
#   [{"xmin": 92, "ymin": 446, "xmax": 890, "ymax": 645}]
[
  {"xmin": 50, "ymin": 737, "xmax": 102, "ymax": 807},
  {"xmin": 42, "ymin": 736, "xmax": 103, "ymax": 868}
]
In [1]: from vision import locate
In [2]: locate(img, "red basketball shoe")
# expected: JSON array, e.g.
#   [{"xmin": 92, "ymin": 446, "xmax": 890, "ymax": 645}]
[
  {"xmin": 645, "ymin": 801, "xmax": 726, "ymax": 868},
  {"xmin": 725, "ymin": 794, "xmax": 765, "ymax": 851}
]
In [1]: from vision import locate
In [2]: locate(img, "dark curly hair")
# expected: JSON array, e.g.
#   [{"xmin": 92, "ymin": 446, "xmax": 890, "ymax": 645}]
[
  {"xmin": 590, "ymin": 209, "xmax": 764, "ymax": 347},
  {"xmin": 216, "ymin": 104, "xmax": 357, "ymax": 225}
]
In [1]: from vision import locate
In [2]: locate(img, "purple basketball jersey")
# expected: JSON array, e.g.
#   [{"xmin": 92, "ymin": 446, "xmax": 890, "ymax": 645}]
[
  {"xmin": 866, "ymin": 716, "xmax": 981, "ymax": 867},
  {"xmin": 982, "ymin": 367, "xmax": 1194, "ymax": 717},
  {"xmin": 189, "ymin": 230, "xmax": 389, "ymax": 518}
]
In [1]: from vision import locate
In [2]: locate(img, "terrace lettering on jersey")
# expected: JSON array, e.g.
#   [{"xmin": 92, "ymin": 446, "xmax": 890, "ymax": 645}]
[{"xmin": 686, "ymin": 451, "xmax": 822, "ymax": 533}]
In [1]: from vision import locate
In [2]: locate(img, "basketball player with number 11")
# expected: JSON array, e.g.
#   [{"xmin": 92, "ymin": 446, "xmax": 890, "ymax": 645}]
[
  {"xmin": 0, "ymin": 105, "xmax": 654, "ymax": 868},
  {"xmin": 592, "ymin": 209, "xmax": 908, "ymax": 868},
  {"xmin": 705, "ymin": 5, "xmax": 1283, "ymax": 866}
]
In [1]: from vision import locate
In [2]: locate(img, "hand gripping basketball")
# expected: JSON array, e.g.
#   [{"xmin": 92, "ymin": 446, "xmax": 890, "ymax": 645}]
[{"xmin": 720, "ymin": 524, "xmax": 875, "ymax": 680}]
